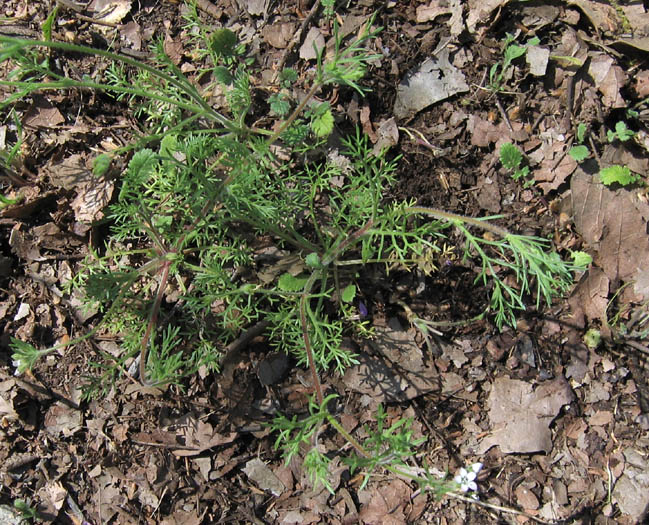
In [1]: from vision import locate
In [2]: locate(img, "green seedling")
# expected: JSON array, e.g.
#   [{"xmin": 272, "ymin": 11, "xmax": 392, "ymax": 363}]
[
  {"xmin": 568, "ymin": 122, "xmax": 642, "ymax": 186},
  {"xmin": 607, "ymin": 120, "xmax": 635, "ymax": 143},
  {"xmin": 569, "ymin": 122, "xmax": 590, "ymax": 162},
  {"xmin": 0, "ymin": 192, "xmax": 22, "ymax": 209},
  {"xmin": 583, "ymin": 327, "xmax": 601, "ymax": 349},
  {"xmin": 500, "ymin": 142, "xmax": 533, "ymax": 188},
  {"xmin": 321, "ymin": 0, "xmax": 336, "ymax": 20},
  {"xmin": 489, "ymin": 33, "xmax": 540, "ymax": 92},
  {"xmin": 13, "ymin": 498, "xmax": 39, "ymax": 521},
  {"xmin": 2, "ymin": 4, "xmax": 580, "ymax": 497}
]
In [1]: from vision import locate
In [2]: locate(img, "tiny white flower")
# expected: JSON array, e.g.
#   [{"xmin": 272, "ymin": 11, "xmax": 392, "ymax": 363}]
[{"xmin": 454, "ymin": 462, "xmax": 483, "ymax": 493}]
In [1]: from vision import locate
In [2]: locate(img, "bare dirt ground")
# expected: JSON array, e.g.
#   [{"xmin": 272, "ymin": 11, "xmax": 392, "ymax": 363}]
[{"xmin": 1, "ymin": 0, "xmax": 649, "ymax": 523}]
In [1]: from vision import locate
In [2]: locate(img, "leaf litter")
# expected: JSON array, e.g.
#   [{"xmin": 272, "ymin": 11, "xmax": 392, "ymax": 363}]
[{"xmin": 1, "ymin": 0, "xmax": 649, "ymax": 523}]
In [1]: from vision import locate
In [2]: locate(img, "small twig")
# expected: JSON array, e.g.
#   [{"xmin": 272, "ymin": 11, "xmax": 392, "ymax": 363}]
[
  {"xmin": 300, "ymin": 281, "xmax": 325, "ymax": 405},
  {"xmin": 625, "ymin": 339, "xmax": 649, "ymax": 356},
  {"xmin": 494, "ymin": 93, "xmax": 515, "ymax": 135},
  {"xmin": 447, "ymin": 492, "xmax": 557, "ymax": 525},
  {"xmin": 56, "ymin": 0, "xmax": 121, "ymax": 28},
  {"xmin": 138, "ymin": 259, "xmax": 173, "ymax": 386}
]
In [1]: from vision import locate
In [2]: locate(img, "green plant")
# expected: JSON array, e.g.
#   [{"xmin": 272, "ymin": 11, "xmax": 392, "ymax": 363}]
[
  {"xmin": 489, "ymin": 33, "xmax": 539, "ymax": 92},
  {"xmin": 1, "ymin": 6, "xmax": 581, "ymax": 495},
  {"xmin": 271, "ymin": 394, "xmax": 461, "ymax": 496},
  {"xmin": 568, "ymin": 121, "xmax": 643, "ymax": 186},
  {"xmin": 321, "ymin": 0, "xmax": 336, "ymax": 20},
  {"xmin": 499, "ymin": 142, "xmax": 533, "ymax": 188},
  {"xmin": 607, "ymin": 120, "xmax": 635, "ymax": 143},
  {"xmin": 13, "ymin": 498, "xmax": 38, "ymax": 522},
  {"xmin": 568, "ymin": 122, "xmax": 590, "ymax": 162},
  {"xmin": 600, "ymin": 164, "xmax": 642, "ymax": 186}
]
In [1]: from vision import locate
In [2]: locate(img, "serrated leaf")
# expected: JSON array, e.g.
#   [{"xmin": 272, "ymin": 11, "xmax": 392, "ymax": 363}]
[
  {"xmin": 159, "ymin": 134, "xmax": 177, "ymax": 156},
  {"xmin": 569, "ymin": 145, "xmax": 589, "ymax": 162},
  {"xmin": 269, "ymin": 93, "xmax": 290, "ymax": 116},
  {"xmin": 280, "ymin": 68, "xmax": 298, "ymax": 87},
  {"xmin": 311, "ymin": 108, "xmax": 334, "ymax": 137},
  {"xmin": 500, "ymin": 143, "xmax": 522, "ymax": 171},
  {"xmin": 615, "ymin": 121, "xmax": 634, "ymax": 141},
  {"xmin": 600, "ymin": 165, "xmax": 638, "ymax": 186},
  {"xmin": 92, "ymin": 153, "xmax": 111, "ymax": 177},
  {"xmin": 128, "ymin": 149, "xmax": 156, "ymax": 178},
  {"xmin": 571, "ymin": 251, "xmax": 592, "ymax": 268},
  {"xmin": 341, "ymin": 284, "xmax": 356, "ymax": 303},
  {"xmin": 278, "ymin": 273, "xmax": 308, "ymax": 292}
]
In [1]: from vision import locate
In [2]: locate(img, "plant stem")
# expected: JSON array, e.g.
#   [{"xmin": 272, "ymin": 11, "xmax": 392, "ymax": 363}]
[
  {"xmin": 300, "ymin": 270, "xmax": 325, "ymax": 405},
  {"xmin": 406, "ymin": 206, "xmax": 511, "ymax": 238}
]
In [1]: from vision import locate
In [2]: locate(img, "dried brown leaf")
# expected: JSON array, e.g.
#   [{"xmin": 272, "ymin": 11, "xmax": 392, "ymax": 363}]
[
  {"xmin": 568, "ymin": 268, "xmax": 609, "ymax": 326},
  {"xmin": 571, "ymin": 168, "xmax": 649, "ymax": 286},
  {"xmin": 479, "ymin": 376, "xmax": 574, "ymax": 454},
  {"xmin": 588, "ymin": 54, "xmax": 626, "ymax": 108},
  {"xmin": 262, "ymin": 22, "xmax": 295, "ymax": 49}
]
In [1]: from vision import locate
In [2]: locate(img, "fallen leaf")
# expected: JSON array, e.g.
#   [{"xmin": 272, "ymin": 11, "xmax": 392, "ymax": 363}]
[
  {"xmin": 393, "ymin": 48, "xmax": 468, "ymax": 120},
  {"xmin": 515, "ymin": 485, "xmax": 540, "ymax": 511},
  {"xmin": 243, "ymin": 458, "xmax": 285, "ymax": 496},
  {"xmin": 533, "ymin": 140, "xmax": 578, "ymax": 194},
  {"xmin": 466, "ymin": 0, "xmax": 510, "ymax": 34},
  {"xmin": 526, "ymin": 45, "xmax": 550, "ymax": 77},
  {"xmin": 567, "ymin": 1, "xmax": 619, "ymax": 33},
  {"xmin": 416, "ymin": 2, "xmax": 451, "ymax": 23},
  {"xmin": 372, "ymin": 118, "xmax": 399, "ymax": 155},
  {"xmin": 0, "ymin": 393, "xmax": 18, "ymax": 421},
  {"xmin": 588, "ymin": 54, "xmax": 626, "ymax": 108},
  {"xmin": 9, "ymin": 225, "xmax": 42, "ymax": 261},
  {"xmin": 568, "ymin": 268, "xmax": 609, "ymax": 326},
  {"xmin": 71, "ymin": 177, "xmax": 114, "ymax": 224},
  {"xmin": 174, "ymin": 420, "xmax": 237, "ymax": 457},
  {"xmin": 612, "ymin": 449, "xmax": 649, "ymax": 522},
  {"xmin": 358, "ymin": 479, "xmax": 411, "ymax": 525},
  {"xmin": 588, "ymin": 410, "xmax": 613, "ymax": 426},
  {"xmin": 121, "ymin": 20, "xmax": 142, "ymax": 50},
  {"xmin": 246, "ymin": 0, "xmax": 268, "ymax": 16},
  {"xmin": 262, "ymin": 22, "xmax": 295, "ymax": 49},
  {"xmin": 571, "ymin": 168, "xmax": 649, "ymax": 287},
  {"xmin": 299, "ymin": 27, "xmax": 325, "ymax": 60},
  {"xmin": 88, "ymin": 0, "xmax": 132, "ymax": 25},
  {"xmin": 23, "ymin": 96, "xmax": 65, "ymax": 128},
  {"xmin": 479, "ymin": 376, "xmax": 574, "ymax": 454},
  {"xmin": 44, "ymin": 402, "xmax": 83, "ymax": 437}
]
